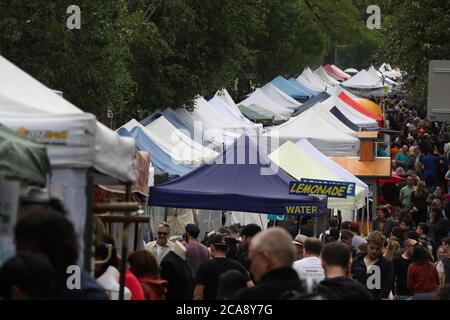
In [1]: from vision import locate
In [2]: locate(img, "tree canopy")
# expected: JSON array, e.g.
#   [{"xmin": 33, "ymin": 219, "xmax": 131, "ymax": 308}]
[{"xmin": 0, "ymin": 0, "xmax": 386, "ymax": 125}]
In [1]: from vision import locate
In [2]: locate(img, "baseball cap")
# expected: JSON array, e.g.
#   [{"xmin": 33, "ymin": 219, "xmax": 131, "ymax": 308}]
[
  {"xmin": 292, "ymin": 234, "xmax": 308, "ymax": 246},
  {"xmin": 208, "ymin": 233, "xmax": 228, "ymax": 247}
]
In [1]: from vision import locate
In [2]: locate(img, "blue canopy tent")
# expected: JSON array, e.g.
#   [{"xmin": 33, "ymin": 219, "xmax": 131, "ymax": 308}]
[
  {"xmin": 271, "ymin": 76, "xmax": 311, "ymax": 102},
  {"xmin": 288, "ymin": 78, "xmax": 319, "ymax": 97},
  {"xmin": 149, "ymin": 135, "xmax": 327, "ymax": 215},
  {"xmin": 117, "ymin": 127, "xmax": 193, "ymax": 178},
  {"xmin": 291, "ymin": 91, "xmax": 331, "ymax": 117}
]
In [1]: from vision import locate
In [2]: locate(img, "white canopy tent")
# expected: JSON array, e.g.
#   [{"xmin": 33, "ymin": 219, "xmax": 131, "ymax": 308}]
[
  {"xmin": 121, "ymin": 118, "xmax": 218, "ymax": 167},
  {"xmin": 263, "ymin": 106, "xmax": 360, "ymax": 156},
  {"xmin": 341, "ymin": 69, "xmax": 388, "ymax": 96},
  {"xmin": 344, "ymin": 68, "xmax": 359, "ymax": 75},
  {"xmin": 0, "ymin": 55, "xmax": 136, "ymax": 182},
  {"xmin": 368, "ymin": 66, "xmax": 398, "ymax": 89},
  {"xmin": 239, "ymin": 88, "xmax": 293, "ymax": 119},
  {"xmin": 0, "ymin": 54, "xmax": 137, "ymax": 268},
  {"xmin": 314, "ymin": 66, "xmax": 340, "ymax": 86},
  {"xmin": 298, "ymin": 68, "xmax": 329, "ymax": 92},
  {"xmin": 296, "ymin": 74, "xmax": 324, "ymax": 93},
  {"xmin": 311, "ymin": 102, "xmax": 360, "ymax": 137},
  {"xmin": 173, "ymin": 98, "xmax": 242, "ymax": 149},
  {"xmin": 259, "ymin": 83, "xmax": 302, "ymax": 110},
  {"xmin": 379, "ymin": 63, "xmax": 402, "ymax": 80},
  {"xmin": 322, "ymin": 95, "xmax": 379, "ymax": 130},
  {"xmin": 208, "ymin": 95, "xmax": 259, "ymax": 129}
]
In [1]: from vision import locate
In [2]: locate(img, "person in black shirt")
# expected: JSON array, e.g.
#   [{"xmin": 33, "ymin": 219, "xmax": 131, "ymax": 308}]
[
  {"xmin": 233, "ymin": 228, "xmax": 306, "ymax": 300},
  {"xmin": 393, "ymin": 239, "xmax": 417, "ymax": 299},
  {"xmin": 351, "ymin": 231, "xmax": 394, "ymax": 300},
  {"xmin": 194, "ymin": 234, "xmax": 251, "ymax": 300},
  {"xmin": 236, "ymin": 224, "xmax": 261, "ymax": 271},
  {"xmin": 317, "ymin": 242, "xmax": 372, "ymax": 300}
]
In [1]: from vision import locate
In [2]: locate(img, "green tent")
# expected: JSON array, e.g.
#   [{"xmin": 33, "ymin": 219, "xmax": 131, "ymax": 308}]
[
  {"xmin": 238, "ymin": 105, "xmax": 273, "ymax": 125},
  {"xmin": 0, "ymin": 124, "xmax": 50, "ymax": 187}
]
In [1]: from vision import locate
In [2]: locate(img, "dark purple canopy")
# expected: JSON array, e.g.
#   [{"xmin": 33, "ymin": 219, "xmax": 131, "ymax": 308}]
[{"xmin": 149, "ymin": 135, "xmax": 326, "ymax": 215}]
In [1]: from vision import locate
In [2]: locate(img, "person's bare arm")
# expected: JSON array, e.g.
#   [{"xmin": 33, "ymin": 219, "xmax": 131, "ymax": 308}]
[{"xmin": 193, "ymin": 284, "xmax": 204, "ymax": 300}]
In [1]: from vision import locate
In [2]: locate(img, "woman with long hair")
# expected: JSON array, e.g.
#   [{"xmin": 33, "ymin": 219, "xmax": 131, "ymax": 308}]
[
  {"xmin": 128, "ymin": 250, "xmax": 168, "ymax": 300},
  {"xmin": 407, "ymin": 245, "xmax": 439, "ymax": 296}
]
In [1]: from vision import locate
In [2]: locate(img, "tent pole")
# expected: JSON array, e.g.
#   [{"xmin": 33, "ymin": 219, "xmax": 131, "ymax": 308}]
[
  {"xmin": 259, "ymin": 213, "xmax": 264, "ymax": 230},
  {"xmin": 367, "ymin": 197, "xmax": 370, "ymax": 236},
  {"xmin": 119, "ymin": 183, "xmax": 132, "ymax": 301}
]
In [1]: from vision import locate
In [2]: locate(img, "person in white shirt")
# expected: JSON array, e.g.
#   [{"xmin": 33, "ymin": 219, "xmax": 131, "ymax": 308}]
[
  {"xmin": 145, "ymin": 222, "xmax": 175, "ymax": 265},
  {"xmin": 293, "ymin": 238, "xmax": 325, "ymax": 284}
]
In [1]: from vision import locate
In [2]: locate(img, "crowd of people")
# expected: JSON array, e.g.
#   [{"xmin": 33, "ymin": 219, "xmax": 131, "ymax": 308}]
[
  {"xmin": 2, "ymin": 93, "xmax": 450, "ymax": 300},
  {"xmin": 1, "ymin": 200, "xmax": 449, "ymax": 300}
]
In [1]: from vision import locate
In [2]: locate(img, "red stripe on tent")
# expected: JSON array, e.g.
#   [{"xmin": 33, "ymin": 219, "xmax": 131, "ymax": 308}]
[
  {"xmin": 324, "ymin": 64, "xmax": 350, "ymax": 81},
  {"xmin": 337, "ymin": 91, "xmax": 383, "ymax": 127}
]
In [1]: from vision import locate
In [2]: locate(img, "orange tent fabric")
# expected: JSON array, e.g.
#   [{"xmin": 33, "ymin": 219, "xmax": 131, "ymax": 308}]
[
  {"xmin": 338, "ymin": 91, "xmax": 383, "ymax": 127},
  {"xmin": 353, "ymin": 98, "xmax": 382, "ymax": 117}
]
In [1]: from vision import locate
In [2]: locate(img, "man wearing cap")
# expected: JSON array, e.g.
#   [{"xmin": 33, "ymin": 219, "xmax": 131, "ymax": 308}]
[
  {"xmin": 393, "ymin": 239, "xmax": 417, "ymax": 300},
  {"xmin": 145, "ymin": 223, "xmax": 175, "ymax": 265},
  {"xmin": 184, "ymin": 224, "xmax": 210, "ymax": 278},
  {"xmin": 292, "ymin": 234, "xmax": 308, "ymax": 261},
  {"xmin": 194, "ymin": 234, "xmax": 251, "ymax": 300}
]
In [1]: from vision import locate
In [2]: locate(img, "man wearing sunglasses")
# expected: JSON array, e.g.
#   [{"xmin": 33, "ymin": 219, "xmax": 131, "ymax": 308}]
[{"xmin": 145, "ymin": 223, "xmax": 175, "ymax": 265}]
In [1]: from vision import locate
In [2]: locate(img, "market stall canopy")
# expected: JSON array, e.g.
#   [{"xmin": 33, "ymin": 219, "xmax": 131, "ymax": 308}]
[
  {"xmin": 209, "ymin": 95, "xmax": 259, "ymax": 129},
  {"xmin": 341, "ymin": 69, "xmax": 388, "ymax": 97},
  {"xmin": 0, "ymin": 123, "xmax": 50, "ymax": 187},
  {"xmin": 117, "ymin": 127, "xmax": 193, "ymax": 178},
  {"xmin": 238, "ymin": 105, "xmax": 277, "ymax": 125},
  {"xmin": 324, "ymin": 64, "xmax": 351, "ymax": 81},
  {"xmin": 344, "ymin": 68, "xmax": 359, "ymax": 75},
  {"xmin": 0, "ymin": 55, "xmax": 136, "ymax": 182},
  {"xmin": 298, "ymin": 68, "xmax": 330, "ymax": 92},
  {"xmin": 353, "ymin": 98, "xmax": 382, "ymax": 117},
  {"xmin": 368, "ymin": 66, "xmax": 398, "ymax": 88},
  {"xmin": 270, "ymin": 76, "xmax": 311, "ymax": 100},
  {"xmin": 314, "ymin": 66, "xmax": 340, "ymax": 86},
  {"xmin": 291, "ymin": 91, "xmax": 331, "ymax": 117},
  {"xmin": 239, "ymin": 88, "xmax": 292, "ymax": 119},
  {"xmin": 269, "ymin": 141, "xmax": 366, "ymax": 210},
  {"xmin": 263, "ymin": 105, "xmax": 360, "ymax": 156},
  {"xmin": 311, "ymin": 102, "xmax": 360, "ymax": 137},
  {"xmin": 122, "ymin": 118, "xmax": 218, "ymax": 167},
  {"xmin": 296, "ymin": 73, "xmax": 325, "ymax": 93},
  {"xmin": 260, "ymin": 83, "xmax": 302, "ymax": 110},
  {"xmin": 173, "ymin": 102, "xmax": 241, "ymax": 148},
  {"xmin": 149, "ymin": 135, "xmax": 327, "ymax": 214},
  {"xmin": 337, "ymin": 91, "xmax": 383, "ymax": 126},
  {"xmin": 287, "ymin": 78, "xmax": 319, "ymax": 97},
  {"xmin": 296, "ymin": 139, "xmax": 369, "ymax": 195},
  {"xmin": 321, "ymin": 95, "xmax": 378, "ymax": 130}
]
